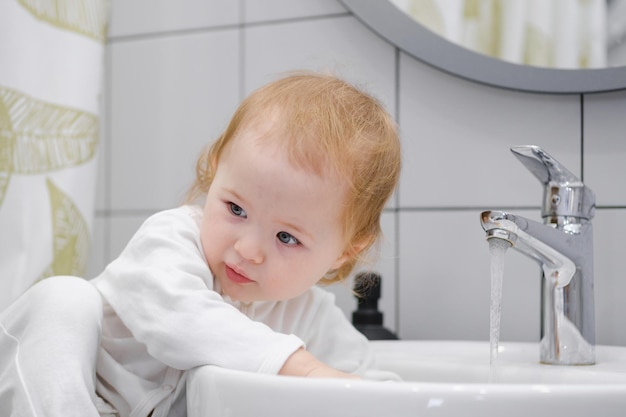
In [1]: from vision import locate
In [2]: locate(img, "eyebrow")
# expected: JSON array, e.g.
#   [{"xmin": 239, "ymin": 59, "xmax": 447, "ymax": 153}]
[{"xmin": 224, "ymin": 188, "xmax": 249, "ymax": 207}]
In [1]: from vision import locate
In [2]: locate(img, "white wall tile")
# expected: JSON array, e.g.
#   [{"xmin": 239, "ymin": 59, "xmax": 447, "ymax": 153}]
[
  {"xmin": 584, "ymin": 89, "xmax": 626, "ymax": 207},
  {"xmin": 592, "ymin": 208, "xmax": 626, "ymax": 346},
  {"xmin": 243, "ymin": 15, "xmax": 397, "ymax": 119},
  {"xmin": 109, "ymin": 0, "xmax": 240, "ymax": 38},
  {"xmin": 244, "ymin": 0, "xmax": 346, "ymax": 23},
  {"xmin": 398, "ymin": 210, "xmax": 542, "ymax": 342},
  {"xmin": 89, "ymin": 215, "xmax": 151, "ymax": 273},
  {"xmin": 108, "ymin": 214, "xmax": 154, "ymax": 261},
  {"xmin": 243, "ymin": 14, "xmax": 399, "ymax": 211},
  {"xmin": 109, "ymin": 31, "xmax": 240, "ymax": 211},
  {"xmin": 398, "ymin": 53, "xmax": 582, "ymax": 209}
]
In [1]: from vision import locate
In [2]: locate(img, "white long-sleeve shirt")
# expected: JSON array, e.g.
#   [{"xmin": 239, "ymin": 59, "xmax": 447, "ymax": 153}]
[{"xmin": 91, "ymin": 205, "xmax": 371, "ymax": 417}]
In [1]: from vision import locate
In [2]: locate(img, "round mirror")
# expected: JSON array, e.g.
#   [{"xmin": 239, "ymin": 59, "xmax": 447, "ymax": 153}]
[{"xmin": 341, "ymin": 0, "xmax": 626, "ymax": 94}]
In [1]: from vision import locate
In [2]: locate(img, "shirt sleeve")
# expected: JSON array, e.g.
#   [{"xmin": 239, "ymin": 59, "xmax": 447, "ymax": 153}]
[{"xmin": 91, "ymin": 207, "xmax": 303, "ymax": 374}]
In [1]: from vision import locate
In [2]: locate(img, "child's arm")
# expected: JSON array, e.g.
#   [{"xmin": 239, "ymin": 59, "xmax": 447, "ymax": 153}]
[{"xmin": 279, "ymin": 347, "xmax": 360, "ymax": 379}]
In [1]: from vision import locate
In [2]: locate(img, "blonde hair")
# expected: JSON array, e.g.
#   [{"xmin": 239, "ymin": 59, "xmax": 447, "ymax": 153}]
[{"xmin": 186, "ymin": 72, "xmax": 401, "ymax": 285}]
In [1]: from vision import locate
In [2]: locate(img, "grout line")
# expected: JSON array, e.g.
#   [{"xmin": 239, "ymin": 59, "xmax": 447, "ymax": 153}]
[
  {"xmin": 107, "ymin": 12, "xmax": 351, "ymax": 44},
  {"xmin": 93, "ymin": 204, "xmax": 626, "ymax": 219},
  {"xmin": 580, "ymin": 94, "xmax": 585, "ymax": 181},
  {"xmin": 241, "ymin": 12, "xmax": 352, "ymax": 29},
  {"xmin": 592, "ymin": 206, "xmax": 626, "ymax": 210},
  {"xmin": 103, "ymin": 45, "xmax": 113, "ymax": 264},
  {"xmin": 239, "ymin": 0, "xmax": 246, "ymax": 100},
  {"xmin": 108, "ymin": 24, "xmax": 241, "ymax": 43},
  {"xmin": 396, "ymin": 206, "xmax": 540, "ymax": 212},
  {"xmin": 394, "ymin": 46, "xmax": 401, "ymax": 335}
]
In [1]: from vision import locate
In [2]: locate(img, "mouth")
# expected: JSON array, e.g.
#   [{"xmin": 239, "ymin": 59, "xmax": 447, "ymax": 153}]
[{"xmin": 225, "ymin": 264, "xmax": 255, "ymax": 284}]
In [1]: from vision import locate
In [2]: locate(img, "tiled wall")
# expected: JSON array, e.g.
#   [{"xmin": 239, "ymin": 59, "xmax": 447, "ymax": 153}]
[{"xmin": 90, "ymin": 0, "xmax": 626, "ymax": 346}]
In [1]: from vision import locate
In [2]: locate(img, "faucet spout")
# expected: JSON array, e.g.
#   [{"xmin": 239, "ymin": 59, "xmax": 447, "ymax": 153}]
[
  {"xmin": 481, "ymin": 211, "xmax": 577, "ymax": 288},
  {"xmin": 481, "ymin": 210, "xmax": 595, "ymax": 365}
]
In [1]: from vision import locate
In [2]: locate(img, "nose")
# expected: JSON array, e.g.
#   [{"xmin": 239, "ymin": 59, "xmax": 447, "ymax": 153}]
[{"xmin": 233, "ymin": 233, "xmax": 264, "ymax": 264}]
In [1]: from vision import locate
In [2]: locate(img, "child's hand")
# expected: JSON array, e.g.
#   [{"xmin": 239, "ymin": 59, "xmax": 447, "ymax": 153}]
[{"xmin": 279, "ymin": 347, "xmax": 360, "ymax": 379}]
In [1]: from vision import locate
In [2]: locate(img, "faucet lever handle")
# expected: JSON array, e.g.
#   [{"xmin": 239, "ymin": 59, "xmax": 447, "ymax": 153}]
[
  {"xmin": 511, "ymin": 145, "xmax": 595, "ymax": 221},
  {"xmin": 511, "ymin": 145, "xmax": 580, "ymax": 186}
]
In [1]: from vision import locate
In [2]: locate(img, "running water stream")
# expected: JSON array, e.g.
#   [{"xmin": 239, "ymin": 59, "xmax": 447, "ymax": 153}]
[{"xmin": 488, "ymin": 238, "xmax": 511, "ymax": 372}]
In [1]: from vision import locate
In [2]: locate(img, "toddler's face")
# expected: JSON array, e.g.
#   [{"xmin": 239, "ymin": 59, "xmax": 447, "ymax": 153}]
[{"xmin": 200, "ymin": 122, "xmax": 349, "ymax": 302}]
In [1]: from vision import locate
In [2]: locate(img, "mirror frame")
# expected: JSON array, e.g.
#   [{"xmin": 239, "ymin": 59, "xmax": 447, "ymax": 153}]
[{"xmin": 341, "ymin": 0, "xmax": 626, "ymax": 94}]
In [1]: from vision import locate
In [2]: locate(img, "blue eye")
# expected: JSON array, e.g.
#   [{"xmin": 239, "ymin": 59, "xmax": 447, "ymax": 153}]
[
  {"xmin": 229, "ymin": 202, "xmax": 246, "ymax": 218},
  {"xmin": 277, "ymin": 231, "xmax": 299, "ymax": 245}
]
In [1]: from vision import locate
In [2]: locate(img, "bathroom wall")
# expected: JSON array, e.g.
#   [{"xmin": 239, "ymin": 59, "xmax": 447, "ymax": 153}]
[{"xmin": 91, "ymin": 0, "xmax": 626, "ymax": 346}]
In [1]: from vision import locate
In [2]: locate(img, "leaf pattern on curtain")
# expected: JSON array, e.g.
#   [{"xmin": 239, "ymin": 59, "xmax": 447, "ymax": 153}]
[
  {"xmin": 38, "ymin": 177, "xmax": 90, "ymax": 280},
  {"xmin": 17, "ymin": 0, "xmax": 109, "ymax": 42},
  {"xmin": 0, "ymin": 85, "xmax": 98, "ymax": 208}
]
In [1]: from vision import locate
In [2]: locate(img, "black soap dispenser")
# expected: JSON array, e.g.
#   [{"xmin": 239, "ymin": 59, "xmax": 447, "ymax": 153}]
[{"xmin": 352, "ymin": 272, "xmax": 398, "ymax": 340}]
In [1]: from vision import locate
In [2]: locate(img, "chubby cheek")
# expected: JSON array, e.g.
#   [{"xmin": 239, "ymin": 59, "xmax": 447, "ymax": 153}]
[{"xmin": 268, "ymin": 260, "xmax": 328, "ymax": 300}]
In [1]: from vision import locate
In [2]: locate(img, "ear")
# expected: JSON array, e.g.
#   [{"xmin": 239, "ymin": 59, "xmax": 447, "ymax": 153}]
[{"xmin": 330, "ymin": 235, "xmax": 375, "ymax": 270}]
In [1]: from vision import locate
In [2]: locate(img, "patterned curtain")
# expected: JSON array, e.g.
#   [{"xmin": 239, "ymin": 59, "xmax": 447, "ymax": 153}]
[{"xmin": 0, "ymin": 0, "xmax": 109, "ymax": 310}]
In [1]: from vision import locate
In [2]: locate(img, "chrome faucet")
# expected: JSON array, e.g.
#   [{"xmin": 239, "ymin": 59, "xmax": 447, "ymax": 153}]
[{"xmin": 480, "ymin": 145, "xmax": 596, "ymax": 365}]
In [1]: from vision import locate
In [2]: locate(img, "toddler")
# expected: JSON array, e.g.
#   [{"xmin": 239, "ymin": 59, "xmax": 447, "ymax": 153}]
[{"xmin": 0, "ymin": 72, "xmax": 401, "ymax": 417}]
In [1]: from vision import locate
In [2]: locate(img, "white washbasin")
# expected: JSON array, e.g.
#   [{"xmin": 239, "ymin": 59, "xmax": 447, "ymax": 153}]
[{"xmin": 186, "ymin": 340, "xmax": 626, "ymax": 417}]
